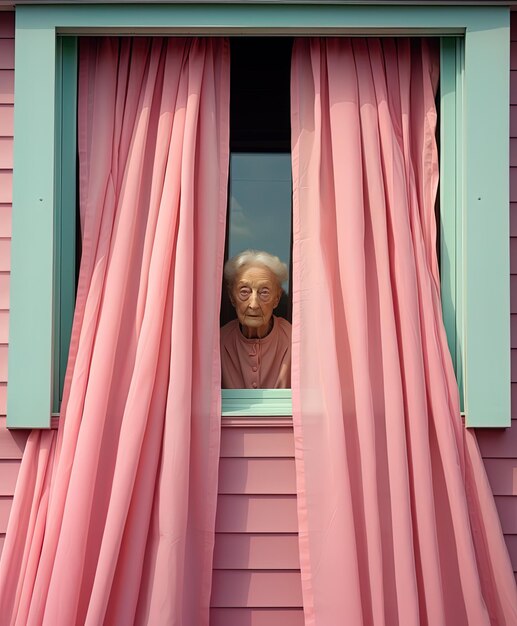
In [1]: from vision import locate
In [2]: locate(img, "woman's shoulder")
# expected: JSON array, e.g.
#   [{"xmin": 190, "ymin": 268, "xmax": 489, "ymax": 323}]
[
  {"xmin": 274, "ymin": 315, "xmax": 292, "ymax": 338},
  {"xmin": 220, "ymin": 318, "xmax": 239, "ymax": 341}
]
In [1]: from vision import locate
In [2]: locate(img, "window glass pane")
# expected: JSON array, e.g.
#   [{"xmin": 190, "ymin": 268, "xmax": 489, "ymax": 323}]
[
  {"xmin": 227, "ymin": 152, "xmax": 292, "ymax": 296},
  {"xmin": 222, "ymin": 148, "xmax": 293, "ymax": 384},
  {"xmin": 221, "ymin": 38, "xmax": 292, "ymax": 329}
]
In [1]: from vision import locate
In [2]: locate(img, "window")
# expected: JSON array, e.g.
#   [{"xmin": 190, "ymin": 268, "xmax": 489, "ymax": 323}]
[
  {"xmin": 6, "ymin": 3, "xmax": 511, "ymax": 427},
  {"xmin": 223, "ymin": 152, "xmax": 292, "ymax": 321},
  {"xmin": 222, "ymin": 38, "xmax": 293, "ymax": 413},
  {"xmin": 223, "ymin": 38, "xmax": 292, "ymax": 326}
]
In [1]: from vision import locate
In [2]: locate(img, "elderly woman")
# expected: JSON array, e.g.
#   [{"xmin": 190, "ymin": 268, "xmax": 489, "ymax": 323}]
[{"xmin": 221, "ymin": 250, "xmax": 292, "ymax": 389}]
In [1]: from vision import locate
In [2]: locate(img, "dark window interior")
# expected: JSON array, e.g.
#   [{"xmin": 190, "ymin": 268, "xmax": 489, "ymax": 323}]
[
  {"xmin": 221, "ymin": 38, "xmax": 294, "ymax": 326},
  {"xmin": 229, "ymin": 37, "xmax": 292, "ymax": 152}
]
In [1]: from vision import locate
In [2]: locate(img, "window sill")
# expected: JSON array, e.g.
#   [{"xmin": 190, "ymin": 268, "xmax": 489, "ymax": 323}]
[{"xmin": 221, "ymin": 389, "xmax": 292, "ymax": 417}]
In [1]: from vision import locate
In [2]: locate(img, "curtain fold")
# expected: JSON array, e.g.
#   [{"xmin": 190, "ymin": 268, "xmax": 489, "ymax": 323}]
[
  {"xmin": 291, "ymin": 37, "xmax": 517, "ymax": 626},
  {"xmin": 0, "ymin": 37, "xmax": 230, "ymax": 626}
]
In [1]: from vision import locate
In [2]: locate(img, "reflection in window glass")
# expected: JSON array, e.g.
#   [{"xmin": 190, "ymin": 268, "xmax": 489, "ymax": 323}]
[{"xmin": 228, "ymin": 152, "xmax": 292, "ymax": 294}]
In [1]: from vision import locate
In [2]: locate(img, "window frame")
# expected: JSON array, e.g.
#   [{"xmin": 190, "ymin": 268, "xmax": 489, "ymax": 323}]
[{"xmin": 7, "ymin": 3, "xmax": 510, "ymax": 427}]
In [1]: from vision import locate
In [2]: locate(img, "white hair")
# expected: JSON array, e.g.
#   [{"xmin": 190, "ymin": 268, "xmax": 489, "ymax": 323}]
[{"xmin": 224, "ymin": 249, "xmax": 289, "ymax": 288}]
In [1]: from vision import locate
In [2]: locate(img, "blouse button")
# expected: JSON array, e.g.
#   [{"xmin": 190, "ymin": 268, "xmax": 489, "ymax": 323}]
[
  {"xmin": 252, "ymin": 382, "xmax": 258, "ymax": 388},
  {"xmin": 252, "ymin": 366, "xmax": 258, "ymax": 372}
]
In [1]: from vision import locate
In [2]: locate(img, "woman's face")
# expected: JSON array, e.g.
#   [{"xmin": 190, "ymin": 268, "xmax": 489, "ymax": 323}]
[{"xmin": 230, "ymin": 264, "xmax": 282, "ymax": 339}]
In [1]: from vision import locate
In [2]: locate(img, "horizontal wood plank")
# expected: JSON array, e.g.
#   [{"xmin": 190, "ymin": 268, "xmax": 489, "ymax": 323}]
[
  {"xmin": 0, "ymin": 70, "xmax": 13, "ymax": 105},
  {"xmin": 0, "ymin": 496, "xmax": 12, "ymax": 533},
  {"xmin": 0, "ymin": 418, "xmax": 28, "ymax": 458},
  {"xmin": 0, "ymin": 13, "xmax": 14, "ymax": 38},
  {"xmin": 0, "ymin": 273, "xmax": 9, "ymax": 309},
  {"xmin": 0, "ymin": 105, "xmax": 13, "ymax": 137},
  {"xmin": 220, "ymin": 426, "xmax": 294, "ymax": 458},
  {"xmin": 477, "ymin": 419, "xmax": 517, "ymax": 458},
  {"xmin": 0, "ymin": 171, "xmax": 12, "ymax": 204},
  {"xmin": 0, "ymin": 238, "xmax": 11, "ymax": 272},
  {"xmin": 215, "ymin": 495, "xmax": 298, "ymax": 533},
  {"xmin": 512, "ymin": 41, "xmax": 517, "ymax": 71},
  {"xmin": 510, "ymin": 105, "xmax": 517, "ymax": 137},
  {"xmin": 511, "ymin": 235, "xmax": 517, "ymax": 272},
  {"xmin": 0, "ymin": 309, "xmax": 8, "ymax": 344},
  {"xmin": 213, "ymin": 533, "xmax": 300, "ymax": 570},
  {"xmin": 512, "ymin": 169, "xmax": 517, "ymax": 204},
  {"xmin": 0, "ymin": 459, "xmax": 20, "ymax": 496},
  {"xmin": 0, "ymin": 384, "xmax": 7, "ymax": 415},
  {"xmin": 0, "ymin": 137, "xmax": 12, "ymax": 168},
  {"xmin": 511, "ymin": 205, "xmax": 517, "ymax": 237},
  {"xmin": 512, "ymin": 168, "xmax": 517, "ymax": 205},
  {"xmin": 494, "ymin": 496, "xmax": 517, "ymax": 534},
  {"xmin": 483, "ymin": 459, "xmax": 517, "ymax": 496},
  {"xmin": 511, "ymin": 71, "xmax": 517, "ymax": 106},
  {"xmin": 505, "ymin": 534, "xmax": 517, "ymax": 571},
  {"xmin": 218, "ymin": 458, "xmax": 296, "ymax": 495},
  {"xmin": 210, "ymin": 570, "xmax": 302, "ymax": 608},
  {"xmin": 512, "ymin": 140, "xmax": 517, "ymax": 168},
  {"xmin": 210, "ymin": 608, "xmax": 304, "ymax": 626},
  {"xmin": 510, "ymin": 274, "xmax": 517, "ymax": 315},
  {"xmin": 512, "ymin": 351, "xmax": 517, "ymax": 384},
  {"xmin": 0, "ymin": 344, "xmax": 8, "ymax": 382},
  {"xmin": 0, "ymin": 205, "xmax": 11, "ymax": 238},
  {"xmin": 0, "ymin": 40, "xmax": 13, "ymax": 71},
  {"xmin": 511, "ymin": 276, "xmax": 517, "ymax": 313}
]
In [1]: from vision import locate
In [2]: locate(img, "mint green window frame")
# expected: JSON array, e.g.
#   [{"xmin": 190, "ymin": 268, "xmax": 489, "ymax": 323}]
[{"xmin": 7, "ymin": 4, "xmax": 510, "ymax": 428}]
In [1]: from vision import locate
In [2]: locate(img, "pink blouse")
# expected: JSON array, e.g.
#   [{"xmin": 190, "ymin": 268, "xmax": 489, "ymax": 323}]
[{"xmin": 220, "ymin": 315, "xmax": 292, "ymax": 389}]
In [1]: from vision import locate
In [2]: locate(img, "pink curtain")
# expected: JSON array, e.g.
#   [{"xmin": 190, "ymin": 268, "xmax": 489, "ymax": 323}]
[
  {"xmin": 0, "ymin": 37, "xmax": 229, "ymax": 625},
  {"xmin": 291, "ymin": 38, "xmax": 517, "ymax": 626}
]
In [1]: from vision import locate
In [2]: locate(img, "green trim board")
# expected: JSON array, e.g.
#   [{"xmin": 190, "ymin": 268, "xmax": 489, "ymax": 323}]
[
  {"xmin": 463, "ymin": 18, "xmax": 510, "ymax": 427},
  {"xmin": 8, "ymin": 25, "xmax": 57, "ymax": 428},
  {"xmin": 9, "ymin": 4, "xmax": 511, "ymax": 57},
  {"xmin": 8, "ymin": 33, "xmax": 77, "ymax": 427},
  {"xmin": 440, "ymin": 36, "xmax": 464, "ymax": 412},
  {"xmin": 222, "ymin": 389, "xmax": 292, "ymax": 417},
  {"xmin": 439, "ymin": 23, "xmax": 510, "ymax": 426},
  {"xmin": 53, "ymin": 37, "xmax": 77, "ymax": 413},
  {"xmin": 7, "ymin": 3, "xmax": 511, "ymax": 427},
  {"xmin": 6, "ymin": 4, "xmax": 504, "ymax": 34}
]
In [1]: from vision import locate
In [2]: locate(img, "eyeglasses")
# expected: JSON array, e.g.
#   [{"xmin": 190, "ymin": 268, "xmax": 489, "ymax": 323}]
[{"xmin": 237, "ymin": 286, "xmax": 275, "ymax": 303}]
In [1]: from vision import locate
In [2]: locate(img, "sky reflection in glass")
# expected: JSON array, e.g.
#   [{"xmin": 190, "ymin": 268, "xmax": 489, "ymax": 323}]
[{"xmin": 228, "ymin": 153, "xmax": 292, "ymax": 291}]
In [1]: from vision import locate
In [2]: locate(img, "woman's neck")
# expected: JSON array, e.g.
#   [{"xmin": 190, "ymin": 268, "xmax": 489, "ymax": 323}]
[{"xmin": 240, "ymin": 316, "xmax": 274, "ymax": 339}]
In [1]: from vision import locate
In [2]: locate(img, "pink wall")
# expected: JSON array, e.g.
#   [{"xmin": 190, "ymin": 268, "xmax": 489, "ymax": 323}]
[
  {"xmin": 211, "ymin": 420, "xmax": 303, "ymax": 625},
  {"xmin": 0, "ymin": 5, "xmax": 515, "ymax": 591},
  {"xmin": 0, "ymin": 11, "xmax": 28, "ymax": 556}
]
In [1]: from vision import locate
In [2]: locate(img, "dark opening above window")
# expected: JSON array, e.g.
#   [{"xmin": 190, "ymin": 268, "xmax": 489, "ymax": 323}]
[
  {"xmin": 230, "ymin": 37, "xmax": 292, "ymax": 153},
  {"xmin": 222, "ymin": 38, "xmax": 294, "ymax": 325}
]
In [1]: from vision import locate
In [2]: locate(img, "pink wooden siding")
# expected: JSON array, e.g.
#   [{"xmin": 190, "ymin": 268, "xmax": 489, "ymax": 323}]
[
  {"xmin": 0, "ymin": 5, "xmax": 515, "ymax": 602},
  {"xmin": 210, "ymin": 421, "xmax": 304, "ymax": 625},
  {"xmin": 0, "ymin": 11, "xmax": 29, "ymax": 559},
  {"xmin": 474, "ymin": 10, "xmax": 517, "ymax": 583}
]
